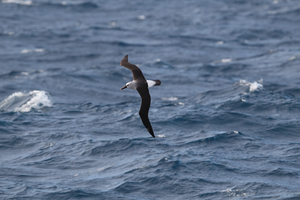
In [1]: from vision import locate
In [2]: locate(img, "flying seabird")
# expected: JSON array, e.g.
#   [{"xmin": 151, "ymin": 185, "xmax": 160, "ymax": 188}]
[{"xmin": 120, "ymin": 55, "xmax": 161, "ymax": 138}]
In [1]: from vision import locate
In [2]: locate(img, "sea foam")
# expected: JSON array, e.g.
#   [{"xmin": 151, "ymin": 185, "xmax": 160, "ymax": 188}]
[
  {"xmin": 238, "ymin": 79, "xmax": 263, "ymax": 92},
  {"xmin": 1, "ymin": 0, "xmax": 32, "ymax": 5},
  {"xmin": 0, "ymin": 90, "xmax": 52, "ymax": 112}
]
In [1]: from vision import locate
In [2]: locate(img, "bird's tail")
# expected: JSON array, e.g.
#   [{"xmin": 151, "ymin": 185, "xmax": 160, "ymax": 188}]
[{"xmin": 153, "ymin": 80, "xmax": 161, "ymax": 86}]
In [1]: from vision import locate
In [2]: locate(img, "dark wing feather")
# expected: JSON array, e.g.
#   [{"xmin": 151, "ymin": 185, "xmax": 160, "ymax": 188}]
[
  {"xmin": 120, "ymin": 55, "xmax": 146, "ymax": 81},
  {"xmin": 137, "ymin": 87, "xmax": 155, "ymax": 138}
]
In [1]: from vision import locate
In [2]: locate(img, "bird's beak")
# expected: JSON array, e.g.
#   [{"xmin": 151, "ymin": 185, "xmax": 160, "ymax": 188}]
[{"xmin": 121, "ymin": 85, "xmax": 127, "ymax": 90}]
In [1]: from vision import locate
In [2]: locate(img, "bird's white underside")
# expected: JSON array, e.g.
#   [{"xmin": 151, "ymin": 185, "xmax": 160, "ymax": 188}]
[{"xmin": 126, "ymin": 80, "xmax": 156, "ymax": 90}]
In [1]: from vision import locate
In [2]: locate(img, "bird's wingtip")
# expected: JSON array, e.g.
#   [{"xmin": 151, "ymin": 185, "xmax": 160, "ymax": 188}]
[
  {"xmin": 147, "ymin": 128, "xmax": 155, "ymax": 138},
  {"xmin": 120, "ymin": 55, "xmax": 128, "ymax": 65}
]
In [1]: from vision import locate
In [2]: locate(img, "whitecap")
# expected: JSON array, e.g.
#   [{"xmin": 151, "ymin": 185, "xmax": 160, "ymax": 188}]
[
  {"xmin": 2, "ymin": 0, "xmax": 32, "ymax": 5},
  {"xmin": 21, "ymin": 49, "xmax": 44, "ymax": 54},
  {"xmin": 21, "ymin": 72, "xmax": 29, "ymax": 76},
  {"xmin": 0, "ymin": 90, "xmax": 52, "ymax": 112},
  {"xmin": 249, "ymin": 81, "xmax": 263, "ymax": 92},
  {"xmin": 138, "ymin": 15, "xmax": 146, "ymax": 20},
  {"xmin": 238, "ymin": 79, "xmax": 263, "ymax": 92},
  {"xmin": 222, "ymin": 188, "xmax": 247, "ymax": 197},
  {"xmin": 221, "ymin": 58, "xmax": 232, "ymax": 63},
  {"xmin": 157, "ymin": 134, "xmax": 166, "ymax": 138},
  {"xmin": 289, "ymin": 54, "xmax": 300, "ymax": 61},
  {"xmin": 162, "ymin": 97, "xmax": 178, "ymax": 101}
]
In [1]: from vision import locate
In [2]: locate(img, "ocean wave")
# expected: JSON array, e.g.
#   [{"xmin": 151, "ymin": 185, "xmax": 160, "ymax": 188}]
[
  {"xmin": 0, "ymin": 90, "xmax": 52, "ymax": 112},
  {"xmin": 83, "ymin": 138, "xmax": 148, "ymax": 157},
  {"xmin": 237, "ymin": 79, "xmax": 263, "ymax": 92},
  {"xmin": 192, "ymin": 79, "xmax": 263, "ymax": 106},
  {"xmin": 44, "ymin": 190, "xmax": 104, "ymax": 200},
  {"xmin": 114, "ymin": 156, "xmax": 238, "ymax": 197},
  {"xmin": 218, "ymin": 85, "xmax": 300, "ymax": 118},
  {"xmin": 0, "ymin": 70, "xmax": 27, "ymax": 79},
  {"xmin": 2, "ymin": 0, "xmax": 99, "ymax": 9},
  {"xmin": 179, "ymin": 131, "xmax": 243, "ymax": 146},
  {"xmin": 41, "ymin": 1, "xmax": 98, "ymax": 10},
  {"xmin": 0, "ymin": 136, "xmax": 25, "ymax": 149},
  {"xmin": 0, "ymin": 70, "xmax": 45, "ymax": 80},
  {"xmin": 1, "ymin": 0, "xmax": 32, "ymax": 5},
  {"xmin": 1, "ymin": 0, "xmax": 300, "ymax": 199},
  {"xmin": 265, "ymin": 167, "xmax": 298, "ymax": 177},
  {"xmin": 20, "ymin": 48, "xmax": 45, "ymax": 54}
]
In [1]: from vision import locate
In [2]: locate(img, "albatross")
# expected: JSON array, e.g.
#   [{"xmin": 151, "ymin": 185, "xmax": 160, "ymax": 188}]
[{"xmin": 120, "ymin": 55, "xmax": 161, "ymax": 138}]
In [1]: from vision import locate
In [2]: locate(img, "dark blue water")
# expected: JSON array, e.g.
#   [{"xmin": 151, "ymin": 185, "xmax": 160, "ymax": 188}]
[{"xmin": 1, "ymin": 0, "xmax": 300, "ymax": 199}]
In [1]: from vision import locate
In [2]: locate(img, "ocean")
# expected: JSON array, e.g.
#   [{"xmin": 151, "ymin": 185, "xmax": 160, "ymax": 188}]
[{"xmin": 1, "ymin": 0, "xmax": 300, "ymax": 199}]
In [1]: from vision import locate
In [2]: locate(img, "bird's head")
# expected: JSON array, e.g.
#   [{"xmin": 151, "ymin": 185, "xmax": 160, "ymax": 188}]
[{"xmin": 121, "ymin": 81, "xmax": 136, "ymax": 90}]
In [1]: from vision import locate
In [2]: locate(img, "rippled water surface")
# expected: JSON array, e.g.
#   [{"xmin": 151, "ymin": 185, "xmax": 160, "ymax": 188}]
[{"xmin": 1, "ymin": 0, "xmax": 300, "ymax": 199}]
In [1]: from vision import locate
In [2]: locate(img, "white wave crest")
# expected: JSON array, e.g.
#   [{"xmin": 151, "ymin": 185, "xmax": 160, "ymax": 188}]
[
  {"xmin": 0, "ymin": 90, "xmax": 52, "ymax": 112},
  {"xmin": 238, "ymin": 79, "xmax": 263, "ymax": 92},
  {"xmin": 2, "ymin": 0, "xmax": 32, "ymax": 5},
  {"xmin": 162, "ymin": 97, "xmax": 178, "ymax": 101},
  {"xmin": 21, "ymin": 49, "xmax": 44, "ymax": 54},
  {"xmin": 157, "ymin": 134, "xmax": 166, "ymax": 138}
]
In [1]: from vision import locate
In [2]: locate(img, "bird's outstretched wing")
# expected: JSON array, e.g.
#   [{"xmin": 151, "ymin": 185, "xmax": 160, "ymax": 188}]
[
  {"xmin": 137, "ymin": 87, "xmax": 155, "ymax": 138},
  {"xmin": 120, "ymin": 55, "xmax": 146, "ymax": 81}
]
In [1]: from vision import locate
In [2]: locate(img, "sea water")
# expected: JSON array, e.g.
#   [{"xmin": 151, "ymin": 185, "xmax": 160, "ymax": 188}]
[{"xmin": 1, "ymin": 0, "xmax": 300, "ymax": 199}]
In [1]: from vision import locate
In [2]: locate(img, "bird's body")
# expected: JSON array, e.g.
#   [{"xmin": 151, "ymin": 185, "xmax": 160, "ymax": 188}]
[
  {"xmin": 122, "ymin": 80, "xmax": 160, "ymax": 90},
  {"xmin": 120, "ymin": 55, "xmax": 161, "ymax": 138}
]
